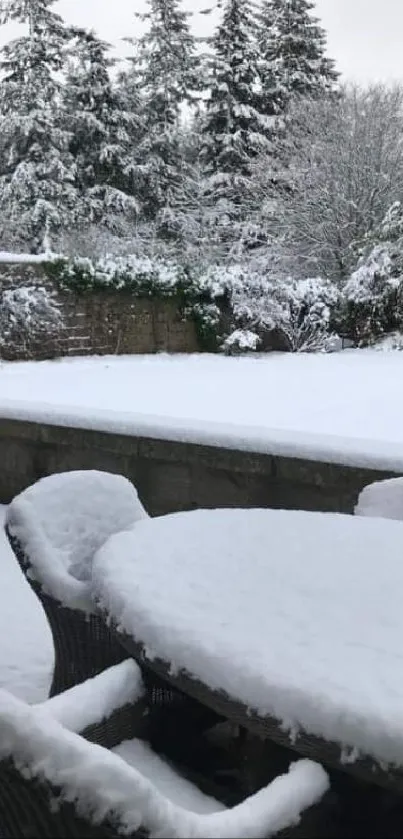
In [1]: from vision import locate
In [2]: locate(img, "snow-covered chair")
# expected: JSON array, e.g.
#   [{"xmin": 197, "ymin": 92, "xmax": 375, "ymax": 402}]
[
  {"xmin": 0, "ymin": 659, "xmax": 329, "ymax": 839},
  {"xmin": 4, "ymin": 470, "xmax": 148, "ymax": 696},
  {"xmin": 354, "ymin": 477, "xmax": 403, "ymax": 522}
]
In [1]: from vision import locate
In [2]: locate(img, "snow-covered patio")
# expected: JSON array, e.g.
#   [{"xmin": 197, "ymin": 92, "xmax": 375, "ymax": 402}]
[{"xmin": 0, "ymin": 349, "xmax": 403, "ymax": 471}]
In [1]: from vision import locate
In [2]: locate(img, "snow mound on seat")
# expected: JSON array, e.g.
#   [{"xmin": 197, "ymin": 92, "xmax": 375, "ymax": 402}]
[
  {"xmin": 114, "ymin": 737, "xmax": 226, "ymax": 815},
  {"xmin": 355, "ymin": 477, "xmax": 403, "ymax": 521},
  {"xmin": 6, "ymin": 470, "xmax": 147, "ymax": 613}
]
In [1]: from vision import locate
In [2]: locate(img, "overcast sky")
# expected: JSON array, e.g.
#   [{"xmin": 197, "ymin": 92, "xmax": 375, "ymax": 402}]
[{"xmin": 0, "ymin": 0, "xmax": 402, "ymax": 85}]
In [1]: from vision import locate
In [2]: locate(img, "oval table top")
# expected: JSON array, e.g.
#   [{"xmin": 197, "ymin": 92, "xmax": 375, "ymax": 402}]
[{"xmin": 92, "ymin": 507, "xmax": 403, "ymax": 772}]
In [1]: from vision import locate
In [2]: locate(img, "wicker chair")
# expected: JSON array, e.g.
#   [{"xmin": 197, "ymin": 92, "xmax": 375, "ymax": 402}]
[
  {"xmin": 4, "ymin": 470, "xmax": 221, "ymax": 746},
  {"xmin": 354, "ymin": 477, "xmax": 403, "ymax": 521},
  {"xmin": 0, "ymin": 660, "xmax": 328, "ymax": 839},
  {"xmin": 5, "ymin": 470, "xmax": 148, "ymax": 696}
]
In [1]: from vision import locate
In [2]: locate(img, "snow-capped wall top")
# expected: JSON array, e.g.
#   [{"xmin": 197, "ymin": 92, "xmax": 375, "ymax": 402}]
[{"xmin": 0, "ymin": 251, "xmax": 58, "ymax": 264}]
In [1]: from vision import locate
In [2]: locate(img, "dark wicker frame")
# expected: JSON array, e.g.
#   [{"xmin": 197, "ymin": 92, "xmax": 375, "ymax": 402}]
[
  {"xmin": 111, "ymin": 626, "xmax": 403, "ymax": 797},
  {"xmin": 6, "ymin": 525, "xmax": 128, "ymax": 697},
  {"xmin": 5, "ymin": 525, "xmax": 221, "ymax": 743}
]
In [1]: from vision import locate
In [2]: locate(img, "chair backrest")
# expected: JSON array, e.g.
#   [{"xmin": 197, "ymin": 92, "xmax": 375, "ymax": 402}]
[
  {"xmin": 354, "ymin": 477, "xmax": 403, "ymax": 521},
  {"xmin": 6, "ymin": 471, "xmax": 148, "ymax": 613}
]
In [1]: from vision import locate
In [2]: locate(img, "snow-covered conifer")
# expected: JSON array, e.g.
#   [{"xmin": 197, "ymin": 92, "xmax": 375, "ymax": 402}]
[
  {"xmin": 64, "ymin": 28, "xmax": 139, "ymax": 233},
  {"xmin": 259, "ymin": 0, "xmax": 339, "ymax": 115},
  {"xmin": 126, "ymin": 0, "xmax": 199, "ymax": 222},
  {"xmin": 0, "ymin": 0, "xmax": 77, "ymax": 252},
  {"xmin": 199, "ymin": 0, "xmax": 273, "ymax": 235}
]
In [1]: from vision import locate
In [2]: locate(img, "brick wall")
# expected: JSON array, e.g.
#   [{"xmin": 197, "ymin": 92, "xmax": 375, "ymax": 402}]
[
  {"xmin": 0, "ymin": 262, "xmax": 199, "ymax": 360},
  {"xmin": 0, "ymin": 417, "xmax": 400, "ymax": 514}
]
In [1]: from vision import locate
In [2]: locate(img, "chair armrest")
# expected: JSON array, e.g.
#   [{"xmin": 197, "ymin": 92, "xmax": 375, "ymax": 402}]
[
  {"xmin": 39, "ymin": 659, "xmax": 145, "ymax": 734},
  {"xmin": 0, "ymin": 687, "xmax": 329, "ymax": 839}
]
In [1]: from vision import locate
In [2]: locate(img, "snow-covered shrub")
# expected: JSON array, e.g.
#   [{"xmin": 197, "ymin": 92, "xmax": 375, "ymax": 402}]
[
  {"xmin": 0, "ymin": 285, "xmax": 62, "ymax": 354},
  {"xmin": 373, "ymin": 331, "xmax": 403, "ymax": 351},
  {"xmin": 189, "ymin": 302, "xmax": 222, "ymax": 352},
  {"xmin": 199, "ymin": 264, "xmax": 282, "ymax": 328},
  {"xmin": 334, "ymin": 202, "xmax": 403, "ymax": 346},
  {"xmin": 223, "ymin": 329, "xmax": 262, "ymax": 354},
  {"xmin": 276, "ymin": 278, "xmax": 341, "ymax": 353},
  {"xmin": 334, "ymin": 249, "xmax": 402, "ymax": 345},
  {"xmin": 199, "ymin": 265, "xmax": 340, "ymax": 353}
]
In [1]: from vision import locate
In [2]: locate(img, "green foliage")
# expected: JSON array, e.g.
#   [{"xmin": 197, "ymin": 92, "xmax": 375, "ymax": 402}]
[
  {"xmin": 39, "ymin": 239, "xmax": 403, "ymax": 353},
  {"xmin": 331, "ymin": 272, "xmax": 403, "ymax": 346},
  {"xmin": 42, "ymin": 255, "xmax": 224, "ymax": 350},
  {"xmin": 187, "ymin": 302, "xmax": 223, "ymax": 352}
]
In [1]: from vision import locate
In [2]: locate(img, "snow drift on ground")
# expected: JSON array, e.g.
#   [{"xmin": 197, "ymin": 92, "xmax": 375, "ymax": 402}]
[{"xmin": 0, "ymin": 350, "xmax": 403, "ymax": 471}]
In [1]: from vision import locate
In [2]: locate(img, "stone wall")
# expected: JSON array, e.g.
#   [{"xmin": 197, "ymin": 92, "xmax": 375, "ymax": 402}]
[
  {"xmin": 0, "ymin": 262, "xmax": 199, "ymax": 360},
  {"xmin": 0, "ymin": 417, "xmax": 399, "ymax": 514}
]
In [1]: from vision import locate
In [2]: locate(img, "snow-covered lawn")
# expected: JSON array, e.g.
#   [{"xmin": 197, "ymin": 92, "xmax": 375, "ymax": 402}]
[
  {"xmin": 0, "ymin": 505, "xmax": 52, "ymax": 702},
  {"xmin": 0, "ymin": 350, "xmax": 403, "ymax": 471}
]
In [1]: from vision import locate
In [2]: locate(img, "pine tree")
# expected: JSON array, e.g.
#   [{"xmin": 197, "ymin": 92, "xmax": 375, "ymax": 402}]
[
  {"xmin": 0, "ymin": 0, "xmax": 77, "ymax": 252},
  {"xmin": 64, "ymin": 29, "xmax": 140, "ymax": 233},
  {"xmin": 247, "ymin": 0, "xmax": 339, "ymax": 242},
  {"xmin": 259, "ymin": 0, "xmax": 339, "ymax": 116},
  {"xmin": 125, "ymin": 0, "xmax": 199, "ymax": 223},
  {"xmin": 198, "ymin": 0, "xmax": 273, "ymax": 239}
]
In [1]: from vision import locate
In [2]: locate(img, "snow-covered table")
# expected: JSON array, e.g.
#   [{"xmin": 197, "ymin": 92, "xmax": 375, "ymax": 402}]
[{"xmin": 92, "ymin": 507, "xmax": 403, "ymax": 791}]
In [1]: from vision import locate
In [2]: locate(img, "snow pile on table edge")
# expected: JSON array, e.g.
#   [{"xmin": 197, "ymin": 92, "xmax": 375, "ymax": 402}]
[
  {"xmin": 40, "ymin": 660, "xmax": 145, "ymax": 733},
  {"xmin": 0, "ymin": 397, "xmax": 403, "ymax": 473},
  {"xmin": 0, "ymin": 689, "xmax": 329, "ymax": 839},
  {"xmin": 5, "ymin": 470, "xmax": 148, "ymax": 614}
]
